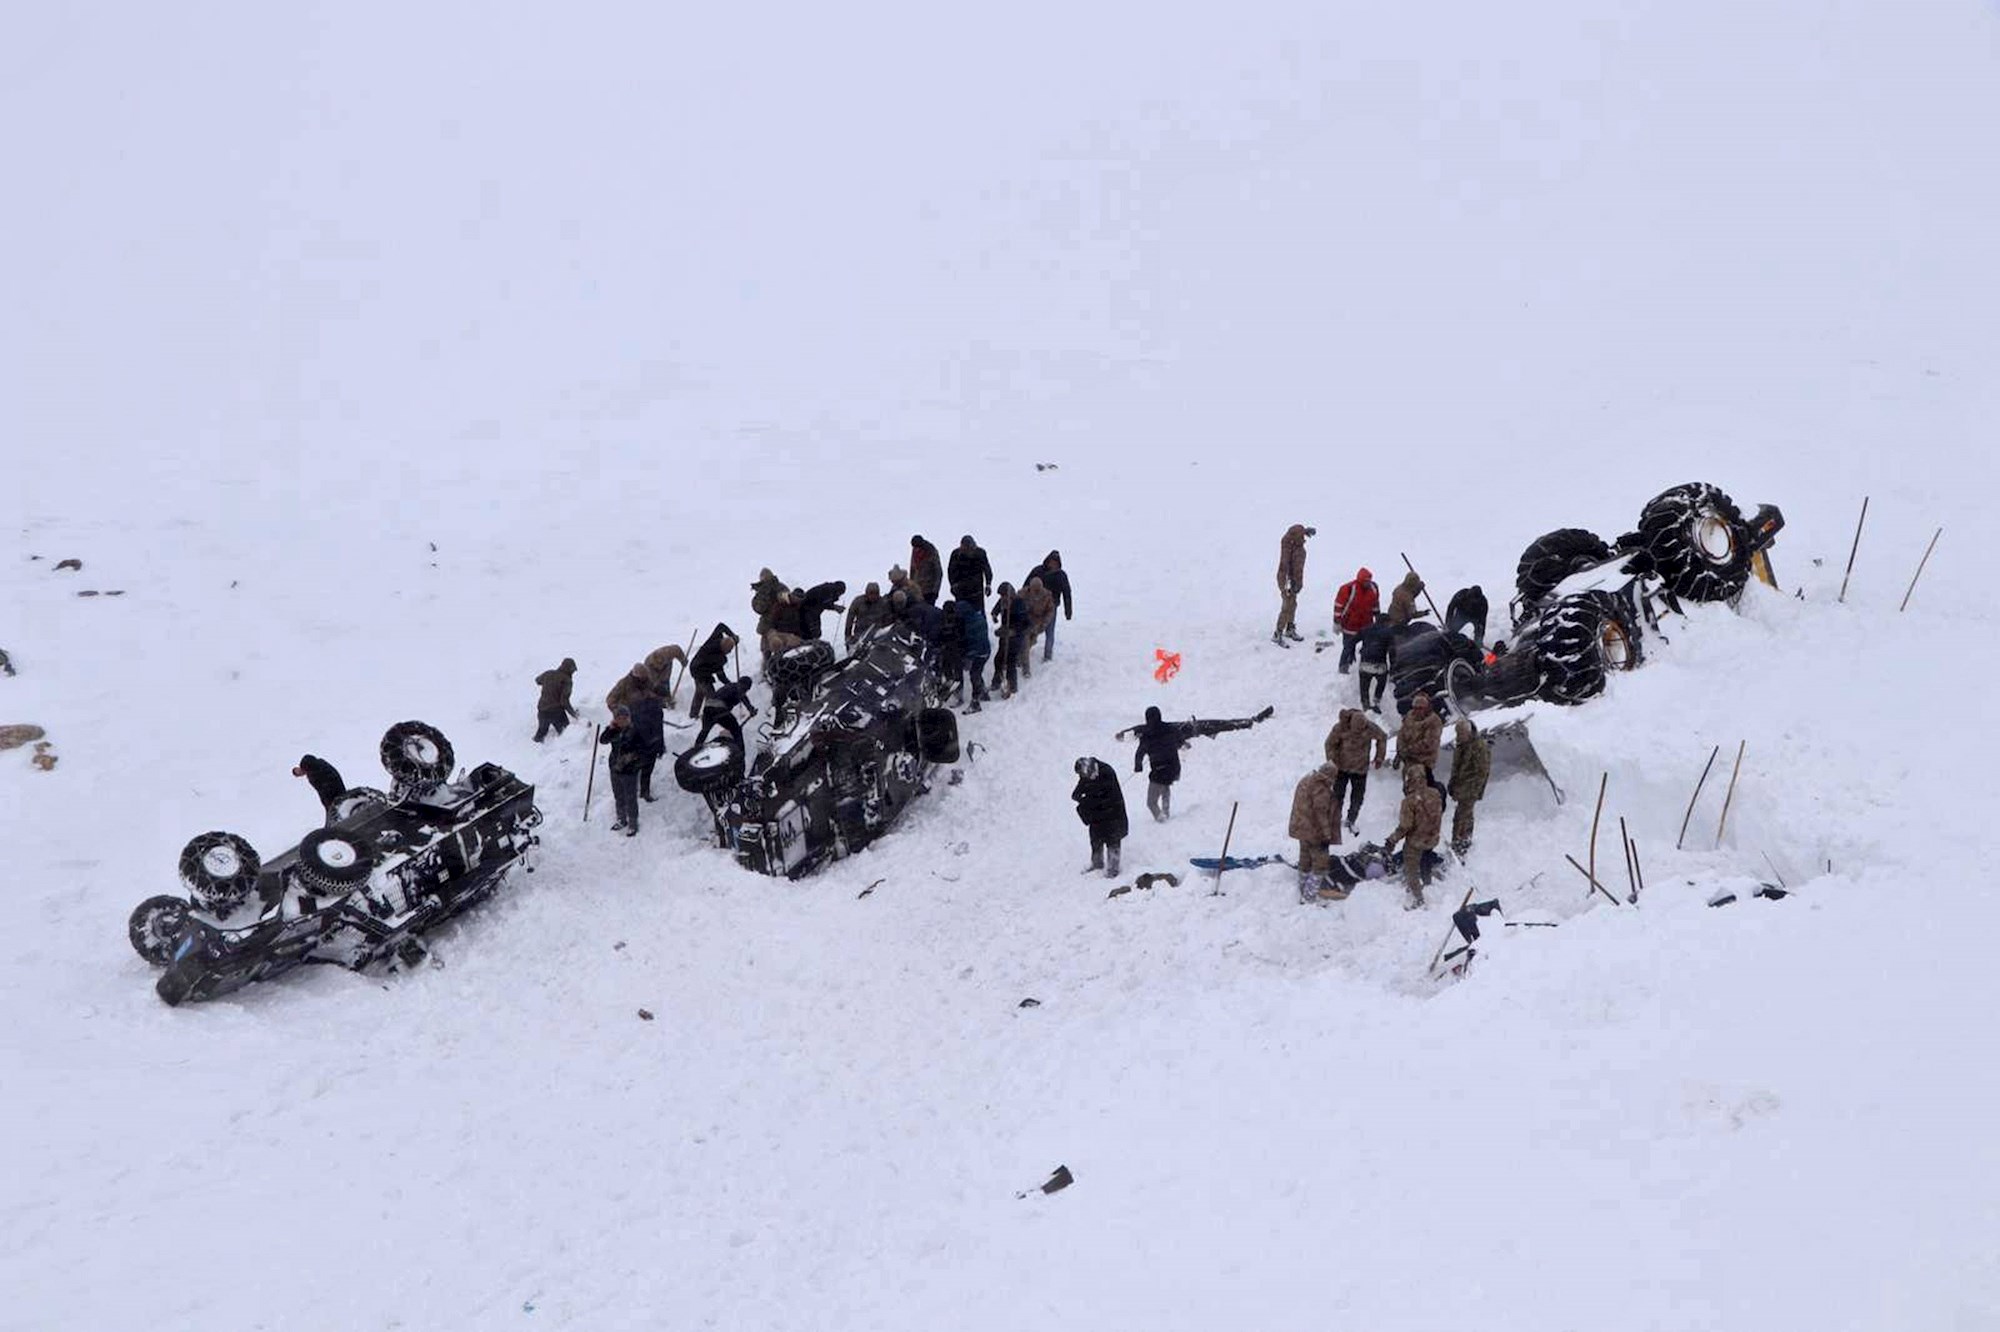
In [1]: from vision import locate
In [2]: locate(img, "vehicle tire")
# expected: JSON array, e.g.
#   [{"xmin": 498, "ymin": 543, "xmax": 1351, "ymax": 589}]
[
  {"xmin": 1531, "ymin": 592, "xmax": 1644, "ymax": 705},
  {"xmin": 912, "ymin": 707, "xmax": 960, "ymax": 764},
  {"xmin": 178, "ymin": 831, "xmax": 262, "ymax": 914},
  {"xmin": 129, "ymin": 895, "xmax": 191, "ymax": 965},
  {"xmin": 330, "ymin": 786, "xmax": 391, "ymax": 821},
  {"xmin": 1633, "ymin": 482, "xmax": 1755, "ymax": 603},
  {"xmin": 294, "ymin": 828, "xmax": 377, "ymax": 896},
  {"xmin": 769, "ymin": 642, "xmax": 836, "ymax": 700},
  {"xmin": 675, "ymin": 738, "xmax": 745, "ymax": 796},
  {"xmin": 380, "ymin": 721, "xmax": 455, "ymax": 787},
  {"xmin": 1514, "ymin": 528, "xmax": 1614, "ymax": 611}
]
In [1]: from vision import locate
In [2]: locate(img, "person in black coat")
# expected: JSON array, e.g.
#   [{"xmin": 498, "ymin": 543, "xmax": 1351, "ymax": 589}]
[
  {"xmin": 1130, "ymin": 704, "xmax": 1275, "ymax": 821},
  {"xmin": 693, "ymin": 676, "xmax": 758, "ymax": 750},
  {"xmin": 687, "ymin": 623, "xmax": 739, "ymax": 718},
  {"xmin": 989, "ymin": 582, "xmax": 1030, "ymax": 698},
  {"xmin": 628, "ymin": 692, "xmax": 667, "ymax": 801},
  {"xmin": 602, "ymin": 706, "xmax": 644, "ymax": 836},
  {"xmin": 1355, "ymin": 613, "xmax": 1396, "ymax": 713},
  {"xmin": 947, "ymin": 535, "xmax": 993, "ymax": 605},
  {"xmin": 292, "ymin": 754, "xmax": 345, "ymax": 823},
  {"xmin": 1024, "ymin": 551, "xmax": 1073, "ymax": 662},
  {"xmin": 1445, "ymin": 585, "xmax": 1488, "ymax": 647},
  {"xmin": 797, "ymin": 581, "xmax": 847, "ymax": 643},
  {"xmin": 1071, "ymin": 757, "xmax": 1129, "ymax": 878}
]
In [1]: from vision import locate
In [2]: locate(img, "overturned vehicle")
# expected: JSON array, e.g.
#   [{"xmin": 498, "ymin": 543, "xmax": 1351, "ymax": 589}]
[
  {"xmin": 127, "ymin": 722, "xmax": 542, "ymax": 1006},
  {"xmin": 1391, "ymin": 482, "xmax": 1783, "ymax": 715},
  {"xmin": 676, "ymin": 624, "xmax": 960, "ymax": 878}
]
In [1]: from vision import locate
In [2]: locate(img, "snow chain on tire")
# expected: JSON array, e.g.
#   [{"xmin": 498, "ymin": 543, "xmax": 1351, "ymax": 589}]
[
  {"xmin": 1530, "ymin": 591, "xmax": 1644, "ymax": 705},
  {"xmin": 128, "ymin": 895, "xmax": 192, "ymax": 964},
  {"xmin": 1633, "ymin": 482, "xmax": 1754, "ymax": 604},
  {"xmin": 177, "ymin": 831, "xmax": 262, "ymax": 914},
  {"xmin": 380, "ymin": 721, "xmax": 455, "ymax": 788},
  {"xmin": 294, "ymin": 828, "xmax": 376, "ymax": 896},
  {"xmin": 1513, "ymin": 528, "xmax": 1615, "ymax": 614}
]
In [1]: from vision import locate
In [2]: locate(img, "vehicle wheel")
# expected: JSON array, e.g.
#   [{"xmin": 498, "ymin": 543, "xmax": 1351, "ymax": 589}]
[
  {"xmin": 1633, "ymin": 482, "xmax": 1755, "ymax": 603},
  {"xmin": 912, "ymin": 707, "xmax": 960, "ymax": 764},
  {"xmin": 128, "ymin": 895, "xmax": 191, "ymax": 965},
  {"xmin": 1514, "ymin": 528, "xmax": 1615, "ymax": 611},
  {"xmin": 294, "ymin": 828, "xmax": 376, "ymax": 896},
  {"xmin": 380, "ymin": 721, "xmax": 455, "ymax": 787},
  {"xmin": 769, "ymin": 642, "xmax": 836, "ymax": 700},
  {"xmin": 330, "ymin": 786, "xmax": 391, "ymax": 821},
  {"xmin": 177, "ymin": 831, "xmax": 262, "ymax": 914},
  {"xmin": 675, "ymin": 738, "xmax": 745, "ymax": 796},
  {"xmin": 1531, "ymin": 592, "xmax": 1644, "ymax": 705}
]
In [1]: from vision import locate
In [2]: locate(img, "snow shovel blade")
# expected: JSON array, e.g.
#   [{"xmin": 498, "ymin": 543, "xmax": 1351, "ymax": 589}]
[{"xmin": 1443, "ymin": 718, "xmax": 1563, "ymax": 805}]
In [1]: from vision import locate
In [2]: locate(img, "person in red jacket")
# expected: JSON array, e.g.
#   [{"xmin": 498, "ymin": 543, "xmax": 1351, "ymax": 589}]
[{"xmin": 1333, "ymin": 569, "xmax": 1380, "ymax": 674}]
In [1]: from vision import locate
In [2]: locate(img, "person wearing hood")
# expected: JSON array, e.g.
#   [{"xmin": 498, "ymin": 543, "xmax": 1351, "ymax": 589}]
[
  {"xmin": 1019, "ymin": 576, "xmax": 1056, "ymax": 677},
  {"xmin": 1395, "ymin": 691, "xmax": 1444, "ymax": 777},
  {"xmin": 605, "ymin": 661, "xmax": 657, "ymax": 715},
  {"xmin": 1388, "ymin": 570, "xmax": 1430, "ymax": 627},
  {"xmin": 1024, "ymin": 551, "xmax": 1072, "ymax": 661},
  {"xmin": 846, "ymin": 582, "xmax": 892, "ymax": 646},
  {"xmin": 1289, "ymin": 761, "xmax": 1347, "ymax": 902},
  {"xmin": 1274, "ymin": 524, "xmax": 1313, "ymax": 645},
  {"xmin": 1071, "ymin": 756, "xmax": 1129, "ymax": 878},
  {"xmin": 1445, "ymin": 585, "xmax": 1488, "ymax": 647},
  {"xmin": 1333, "ymin": 568, "xmax": 1380, "ymax": 673},
  {"xmin": 909, "ymin": 535, "xmax": 944, "ymax": 604},
  {"xmin": 1383, "ymin": 762, "xmax": 1444, "ymax": 908},
  {"xmin": 797, "ymin": 580, "xmax": 847, "ymax": 643},
  {"xmin": 643, "ymin": 644, "xmax": 687, "ymax": 701},
  {"xmin": 687, "ymin": 623, "xmax": 739, "ymax": 718},
  {"xmin": 533, "ymin": 657, "xmax": 579, "ymax": 741},
  {"xmin": 948, "ymin": 535, "xmax": 993, "ymax": 605},
  {"xmin": 750, "ymin": 568, "xmax": 787, "ymax": 634},
  {"xmin": 1446, "ymin": 718, "xmax": 1491, "ymax": 855},
  {"xmin": 1323, "ymin": 706, "xmax": 1388, "ymax": 834}
]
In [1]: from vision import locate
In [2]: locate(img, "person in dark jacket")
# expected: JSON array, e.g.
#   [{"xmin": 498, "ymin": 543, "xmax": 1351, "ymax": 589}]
[
  {"xmin": 989, "ymin": 582, "xmax": 1030, "ymax": 699},
  {"xmin": 1356, "ymin": 613, "xmax": 1396, "ymax": 713},
  {"xmin": 910, "ymin": 535, "xmax": 944, "ymax": 604},
  {"xmin": 533, "ymin": 657, "xmax": 579, "ymax": 741},
  {"xmin": 628, "ymin": 691, "xmax": 667, "ymax": 801},
  {"xmin": 1071, "ymin": 757, "xmax": 1129, "ymax": 878},
  {"xmin": 797, "ymin": 581, "xmax": 847, "ymax": 643},
  {"xmin": 292, "ymin": 754, "xmax": 345, "ymax": 823},
  {"xmin": 899, "ymin": 591, "xmax": 943, "ymax": 653},
  {"xmin": 956, "ymin": 598, "xmax": 992, "ymax": 711},
  {"xmin": 936, "ymin": 597, "xmax": 967, "ymax": 697},
  {"xmin": 1025, "ymin": 551, "xmax": 1073, "ymax": 661},
  {"xmin": 1445, "ymin": 585, "xmax": 1489, "ymax": 647},
  {"xmin": 845, "ymin": 583, "xmax": 892, "ymax": 646},
  {"xmin": 602, "ymin": 706, "xmax": 644, "ymax": 835},
  {"xmin": 687, "ymin": 624, "xmax": 739, "ymax": 718},
  {"xmin": 1129, "ymin": 705, "xmax": 1274, "ymax": 821},
  {"xmin": 948, "ymin": 535, "xmax": 994, "ymax": 605},
  {"xmin": 693, "ymin": 676, "xmax": 758, "ymax": 750}
]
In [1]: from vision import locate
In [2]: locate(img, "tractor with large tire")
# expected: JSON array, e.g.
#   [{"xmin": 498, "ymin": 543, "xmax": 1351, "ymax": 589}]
[
  {"xmin": 127, "ymin": 722, "xmax": 542, "ymax": 1005},
  {"xmin": 677, "ymin": 621, "xmax": 959, "ymax": 877}
]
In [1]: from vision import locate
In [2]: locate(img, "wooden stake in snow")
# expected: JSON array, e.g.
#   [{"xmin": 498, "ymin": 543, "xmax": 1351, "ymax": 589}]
[
  {"xmin": 1563, "ymin": 853, "xmax": 1625, "ymax": 907},
  {"xmin": 1677, "ymin": 744, "xmax": 1721, "ymax": 850},
  {"xmin": 1630, "ymin": 840, "xmax": 1647, "ymax": 899},
  {"xmin": 1619, "ymin": 816, "xmax": 1638, "ymax": 904},
  {"xmin": 583, "ymin": 724, "xmax": 601, "ymax": 822},
  {"xmin": 1838, "ymin": 496, "xmax": 1869, "ymax": 604},
  {"xmin": 665, "ymin": 625, "xmax": 698, "ymax": 704},
  {"xmin": 1209, "ymin": 801, "xmax": 1240, "ymax": 897},
  {"xmin": 1586, "ymin": 772, "xmax": 1608, "ymax": 897},
  {"xmin": 1899, "ymin": 527, "xmax": 1943, "ymax": 612},
  {"xmin": 1714, "ymin": 740, "xmax": 1746, "ymax": 849},
  {"xmin": 1399, "ymin": 551, "xmax": 1444, "ymax": 624}
]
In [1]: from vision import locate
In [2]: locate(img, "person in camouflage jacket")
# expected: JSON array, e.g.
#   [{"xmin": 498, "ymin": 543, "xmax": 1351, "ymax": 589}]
[
  {"xmin": 1289, "ymin": 762, "xmax": 1347, "ymax": 901},
  {"xmin": 750, "ymin": 568, "xmax": 787, "ymax": 634},
  {"xmin": 605, "ymin": 662, "xmax": 657, "ymax": 715},
  {"xmin": 1383, "ymin": 762, "xmax": 1444, "ymax": 907},
  {"xmin": 1395, "ymin": 692, "xmax": 1443, "ymax": 775},
  {"xmin": 1387, "ymin": 570, "xmax": 1429, "ymax": 627},
  {"xmin": 1274, "ymin": 524, "xmax": 1312, "ymax": 643},
  {"xmin": 1322, "ymin": 707, "xmax": 1388, "ymax": 832},
  {"xmin": 1446, "ymin": 718, "xmax": 1491, "ymax": 853}
]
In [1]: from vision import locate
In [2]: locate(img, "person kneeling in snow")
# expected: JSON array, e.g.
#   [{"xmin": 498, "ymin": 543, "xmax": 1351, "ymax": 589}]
[
  {"xmin": 1383, "ymin": 763, "xmax": 1444, "ymax": 909},
  {"xmin": 1071, "ymin": 757, "xmax": 1128, "ymax": 878},
  {"xmin": 1289, "ymin": 761, "xmax": 1347, "ymax": 902}
]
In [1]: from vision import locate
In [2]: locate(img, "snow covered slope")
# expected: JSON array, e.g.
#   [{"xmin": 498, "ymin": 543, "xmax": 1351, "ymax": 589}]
[{"xmin": 6, "ymin": 2, "xmax": 2000, "ymax": 1328}]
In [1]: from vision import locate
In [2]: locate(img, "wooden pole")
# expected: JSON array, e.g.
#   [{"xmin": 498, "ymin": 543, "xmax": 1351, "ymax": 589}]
[
  {"xmin": 1586, "ymin": 771, "xmax": 1608, "ymax": 897},
  {"xmin": 1677, "ymin": 744, "xmax": 1721, "ymax": 850},
  {"xmin": 583, "ymin": 724, "xmax": 601, "ymax": 822},
  {"xmin": 1898, "ymin": 527, "xmax": 1943, "ymax": 612},
  {"xmin": 665, "ymin": 625, "xmax": 697, "ymax": 704},
  {"xmin": 1562, "ymin": 853, "xmax": 1625, "ymax": 906},
  {"xmin": 1209, "ymin": 801, "xmax": 1240, "ymax": 897},
  {"xmin": 1630, "ymin": 840, "xmax": 1647, "ymax": 898},
  {"xmin": 1714, "ymin": 740, "xmax": 1746, "ymax": 849},
  {"xmin": 1837, "ymin": 496, "xmax": 1869, "ymax": 604},
  {"xmin": 1399, "ymin": 551, "xmax": 1444, "ymax": 624},
  {"xmin": 1619, "ymin": 816, "xmax": 1638, "ymax": 904}
]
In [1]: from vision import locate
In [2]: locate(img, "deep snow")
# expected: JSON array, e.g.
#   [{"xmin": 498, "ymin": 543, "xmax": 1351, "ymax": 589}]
[{"xmin": 6, "ymin": 1, "xmax": 2000, "ymax": 1328}]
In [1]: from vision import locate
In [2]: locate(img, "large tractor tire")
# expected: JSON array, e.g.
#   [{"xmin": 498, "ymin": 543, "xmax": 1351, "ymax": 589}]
[
  {"xmin": 380, "ymin": 721, "xmax": 456, "ymax": 788},
  {"xmin": 1514, "ymin": 528, "xmax": 1616, "ymax": 614},
  {"xmin": 675, "ymin": 738, "xmax": 746, "ymax": 796},
  {"xmin": 294, "ymin": 828, "xmax": 377, "ymax": 897},
  {"xmin": 1632, "ymin": 482, "xmax": 1758, "ymax": 604},
  {"xmin": 1530, "ymin": 592, "xmax": 1644, "ymax": 705},
  {"xmin": 129, "ymin": 895, "xmax": 192, "ymax": 965},
  {"xmin": 177, "ymin": 831, "xmax": 262, "ymax": 915}
]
